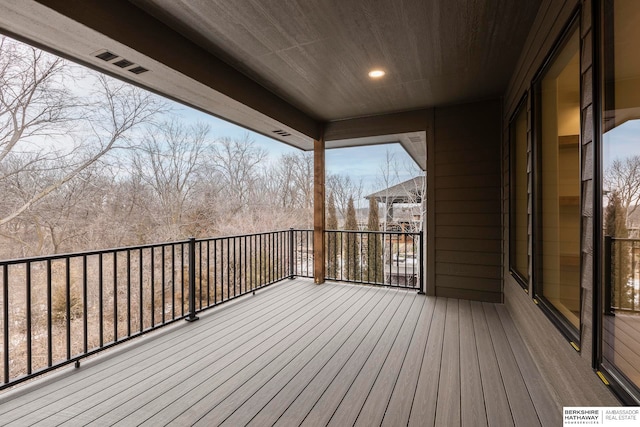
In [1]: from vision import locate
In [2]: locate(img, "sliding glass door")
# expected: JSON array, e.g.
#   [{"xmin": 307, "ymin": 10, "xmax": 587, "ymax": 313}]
[{"xmin": 601, "ymin": 0, "xmax": 640, "ymax": 402}]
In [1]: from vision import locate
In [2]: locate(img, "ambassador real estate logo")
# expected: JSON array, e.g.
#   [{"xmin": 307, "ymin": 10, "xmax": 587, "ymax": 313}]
[{"xmin": 563, "ymin": 407, "xmax": 639, "ymax": 426}]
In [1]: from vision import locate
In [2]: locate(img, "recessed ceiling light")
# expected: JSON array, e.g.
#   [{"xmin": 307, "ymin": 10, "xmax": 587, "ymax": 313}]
[{"xmin": 368, "ymin": 69, "xmax": 386, "ymax": 79}]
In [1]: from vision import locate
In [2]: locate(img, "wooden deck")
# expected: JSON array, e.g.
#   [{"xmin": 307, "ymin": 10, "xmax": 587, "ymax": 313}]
[
  {"xmin": 0, "ymin": 278, "xmax": 560, "ymax": 426},
  {"xmin": 603, "ymin": 312, "xmax": 640, "ymax": 387}
]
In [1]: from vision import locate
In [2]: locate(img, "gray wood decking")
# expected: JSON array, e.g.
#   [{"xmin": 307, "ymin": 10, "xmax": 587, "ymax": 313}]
[{"xmin": 0, "ymin": 279, "xmax": 560, "ymax": 426}]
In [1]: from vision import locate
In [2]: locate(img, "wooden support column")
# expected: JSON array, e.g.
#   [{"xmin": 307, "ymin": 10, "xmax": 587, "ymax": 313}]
[{"xmin": 313, "ymin": 137, "xmax": 326, "ymax": 284}]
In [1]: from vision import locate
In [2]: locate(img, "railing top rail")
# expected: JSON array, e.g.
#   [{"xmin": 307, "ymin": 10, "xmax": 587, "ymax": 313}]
[
  {"xmin": 324, "ymin": 229, "xmax": 422, "ymax": 236},
  {"xmin": 608, "ymin": 237, "xmax": 640, "ymax": 242},
  {"xmin": 194, "ymin": 229, "xmax": 297, "ymax": 243},
  {"xmin": 0, "ymin": 239, "xmax": 193, "ymax": 266}
]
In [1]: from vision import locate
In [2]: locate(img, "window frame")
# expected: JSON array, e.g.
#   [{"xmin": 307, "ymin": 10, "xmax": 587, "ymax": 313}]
[
  {"xmin": 509, "ymin": 94, "xmax": 530, "ymax": 290},
  {"xmin": 531, "ymin": 11, "xmax": 583, "ymax": 346}
]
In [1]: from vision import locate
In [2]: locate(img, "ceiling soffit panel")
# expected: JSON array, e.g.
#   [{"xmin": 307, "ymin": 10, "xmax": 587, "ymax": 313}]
[{"xmin": 130, "ymin": 0, "xmax": 541, "ymax": 121}]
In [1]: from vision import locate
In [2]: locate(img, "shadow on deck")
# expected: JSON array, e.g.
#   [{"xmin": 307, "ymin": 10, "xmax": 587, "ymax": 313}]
[{"xmin": 0, "ymin": 278, "xmax": 561, "ymax": 426}]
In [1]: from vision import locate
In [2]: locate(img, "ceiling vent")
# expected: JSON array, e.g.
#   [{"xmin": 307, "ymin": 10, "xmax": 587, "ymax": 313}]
[
  {"xmin": 92, "ymin": 50, "xmax": 149, "ymax": 75},
  {"xmin": 113, "ymin": 59, "xmax": 134, "ymax": 68},
  {"xmin": 95, "ymin": 50, "xmax": 118, "ymax": 61},
  {"xmin": 129, "ymin": 66, "xmax": 149, "ymax": 75},
  {"xmin": 272, "ymin": 129, "xmax": 292, "ymax": 137}
]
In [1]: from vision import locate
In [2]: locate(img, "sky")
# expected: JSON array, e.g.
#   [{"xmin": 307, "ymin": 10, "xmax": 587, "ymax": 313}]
[
  {"xmin": 173, "ymin": 106, "xmax": 421, "ymax": 194},
  {"xmin": 603, "ymin": 118, "xmax": 640, "ymax": 170}
]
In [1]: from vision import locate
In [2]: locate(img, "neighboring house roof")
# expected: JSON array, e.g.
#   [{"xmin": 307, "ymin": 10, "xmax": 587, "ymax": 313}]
[
  {"xmin": 628, "ymin": 206, "xmax": 640, "ymax": 229},
  {"xmin": 365, "ymin": 176, "xmax": 425, "ymax": 204}
]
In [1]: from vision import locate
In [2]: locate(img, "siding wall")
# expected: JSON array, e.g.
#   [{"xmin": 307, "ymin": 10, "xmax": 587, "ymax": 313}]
[
  {"xmin": 430, "ymin": 99, "xmax": 503, "ymax": 303},
  {"xmin": 502, "ymin": 0, "xmax": 618, "ymax": 405}
]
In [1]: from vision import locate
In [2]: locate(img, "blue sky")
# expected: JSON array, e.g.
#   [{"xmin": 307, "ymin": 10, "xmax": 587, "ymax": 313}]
[{"xmin": 603, "ymin": 119, "xmax": 640, "ymax": 169}]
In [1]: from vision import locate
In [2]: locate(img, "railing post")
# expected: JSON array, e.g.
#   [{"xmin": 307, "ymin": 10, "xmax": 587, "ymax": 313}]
[
  {"xmin": 418, "ymin": 231, "xmax": 425, "ymax": 294},
  {"xmin": 604, "ymin": 235, "xmax": 613, "ymax": 315},
  {"xmin": 186, "ymin": 237, "xmax": 199, "ymax": 322},
  {"xmin": 289, "ymin": 228, "xmax": 295, "ymax": 279}
]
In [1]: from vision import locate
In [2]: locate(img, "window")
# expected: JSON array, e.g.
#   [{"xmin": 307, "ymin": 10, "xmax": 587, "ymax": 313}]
[
  {"xmin": 510, "ymin": 97, "xmax": 529, "ymax": 287},
  {"xmin": 601, "ymin": 0, "xmax": 640, "ymax": 403},
  {"xmin": 534, "ymin": 22, "xmax": 581, "ymax": 334}
]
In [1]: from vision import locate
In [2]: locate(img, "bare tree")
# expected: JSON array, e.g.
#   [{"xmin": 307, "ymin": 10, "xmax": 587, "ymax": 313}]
[
  {"xmin": 605, "ymin": 155, "xmax": 640, "ymax": 222},
  {"xmin": 326, "ymin": 192, "xmax": 339, "ymax": 278},
  {"xmin": 131, "ymin": 120, "xmax": 211, "ymax": 239},
  {"xmin": 344, "ymin": 196, "xmax": 360, "ymax": 280},
  {"xmin": 326, "ymin": 173, "xmax": 363, "ymax": 221},
  {"xmin": 0, "ymin": 36, "xmax": 76, "ymax": 165},
  {"xmin": 366, "ymin": 197, "xmax": 384, "ymax": 282},
  {"xmin": 211, "ymin": 133, "xmax": 267, "ymax": 215},
  {"xmin": 0, "ymin": 37, "xmax": 166, "ymax": 226}
]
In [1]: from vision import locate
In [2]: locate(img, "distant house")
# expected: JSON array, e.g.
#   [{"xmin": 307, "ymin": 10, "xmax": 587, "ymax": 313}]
[{"xmin": 365, "ymin": 176, "xmax": 425, "ymax": 232}]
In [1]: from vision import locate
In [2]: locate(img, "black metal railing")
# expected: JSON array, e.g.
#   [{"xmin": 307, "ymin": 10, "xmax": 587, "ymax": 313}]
[
  {"xmin": 325, "ymin": 230, "xmax": 423, "ymax": 292},
  {"xmin": 0, "ymin": 228, "xmax": 421, "ymax": 389},
  {"xmin": 0, "ymin": 230, "xmax": 303, "ymax": 390},
  {"xmin": 605, "ymin": 236, "xmax": 640, "ymax": 314}
]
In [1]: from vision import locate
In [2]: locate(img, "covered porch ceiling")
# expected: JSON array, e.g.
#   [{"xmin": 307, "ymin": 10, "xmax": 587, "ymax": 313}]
[{"xmin": 0, "ymin": 0, "xmax": 541, "ymax": 170}]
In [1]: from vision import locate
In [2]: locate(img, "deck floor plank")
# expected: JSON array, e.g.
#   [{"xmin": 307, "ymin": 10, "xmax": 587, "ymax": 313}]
[
  {"xmin": 0, "ymin": 279, "xmax": 564, "ymax": 427},
  {"xmin": 224, "ymin": 286, "xmax": 387, "ymax": 427},
  {"xmin": 459, "ymin": 299, "xmax": 488, "ymax": 427},
  {"xmin": 471, "ymin": 300, "xmax": 514, "ymax": 427},
  {"xmin": 133, "ymin": 285, "xmax": 351, "ymax": 426},
  {"xmin": 380, "ymin": 296, "xmax": 435, "ymax": 427},
  {"xmin": 191, "ymin": 284, "xmax": 377, "ymax": 426},
  {"xmin": 297, "ymin": 290, "xmax": 412, "ymax": 427},
  {"xmin": 435, "ymin": 298, "xmax": 462, "ymax": 427},
  {"xmin": 268, "ymin": 289, "xmax": 408, "ymax": 427},
  {"xmin": 325, "ymin": 292, "xmax": 420, "ymax": 427},
  {"xmin": 495, "ymin": 304, "xmax": 561, "ymax": 427},
  {"xmin": 352, "ymin": 295, "xmax": 425, "ymax": 427},
  {"xmin": 407, "ymin": 296, "xmax": 447, "ymax": 427},
  {"xmin": 483, "ymin": 303, "xmax": 541, "ymax": 427}
]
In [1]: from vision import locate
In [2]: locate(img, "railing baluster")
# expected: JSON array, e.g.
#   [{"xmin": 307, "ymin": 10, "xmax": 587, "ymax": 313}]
[
  {"xmin": 186, "ymin": 238, "xmax": 198, "ymax": 322},
  {"xmin": 126, "ymin": 250, "xmax": 131, "ymax": 337},
  {"xmin": 171, "ymin": 244, "xmax": 175, "ymax": 320},
  {"xmin": 419, "ymin": 231, "xmax": 425, "ymax": 294},
  {"xmin": 181, "ymin": 244, "xmax": 185, "ymax": 317},
  {"xmin": 162, "ymin": 246, "xmax": 166, "ymax": 324},
  {"xmin": 26, "ymin": 262, "xmax": 32, "ymax": 375},
  {"xmin": 99, "ymin": 254, "xmax": 104, "ymax": 347},
  {"xmin": 47, "ymin": 260, "xmax": 52, "ymax": 366},
  {"xmin": 3, "ymin": 264, "xmax": 9, "ymax": 384},
  {"xmin": 151, "ymin": 248, "xmax": 155, "ymax": 328},
  {"xmin": 139, "ymin": 248, "xmax": 143, "ymax": 332},
  {"xmin": 66, "ymin": 258, "xmax": 71, "ymax": 360},
  {"xmin": 114, "ymin": 253, "xmax": 118, "ymax": 342},
  {"xmin": 83, "ymin": 255, "xmax": 88, "ymax": 354},
  {"xmin": 226, "ymin": 237, "xmax": 230, "ymax": 300},
  {"xmin": 213, "ymin": 239, "xmax": 218, "ymax": 305},
  {"xmin": 198, "ymin": 241, "xmax": 202, "ymax": 310}
]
